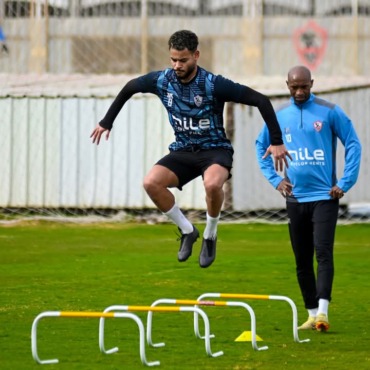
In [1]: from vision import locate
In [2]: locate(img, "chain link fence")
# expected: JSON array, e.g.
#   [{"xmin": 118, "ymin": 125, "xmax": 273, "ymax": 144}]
[{"xmin": 1, "ymin": 0, "xmax": 369, "ymax": 75}]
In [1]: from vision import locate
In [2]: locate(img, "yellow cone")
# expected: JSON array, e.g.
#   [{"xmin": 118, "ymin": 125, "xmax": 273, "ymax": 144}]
[{"xmin": 235, "ymin": 331, "xmax": 263, "ymax": 342}]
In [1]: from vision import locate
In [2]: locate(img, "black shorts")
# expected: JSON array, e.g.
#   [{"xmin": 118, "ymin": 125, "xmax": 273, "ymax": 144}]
[{"xmin": 156, "ymin": 148, "xmax": 233, "ymax": 190}]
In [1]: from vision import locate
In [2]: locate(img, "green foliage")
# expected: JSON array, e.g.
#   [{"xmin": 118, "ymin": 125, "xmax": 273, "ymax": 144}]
[{"xmin": 1, "ymin": 223, "xmax": 369, "ymax": 369}]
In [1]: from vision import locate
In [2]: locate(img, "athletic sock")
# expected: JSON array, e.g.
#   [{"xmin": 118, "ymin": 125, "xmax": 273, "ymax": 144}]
[
  {"xmin": 308, "ymin": 308, "xmax": 318, "ymax": 317},
  {"xmin": 203, "ymin": 213, "xmax": 220, "ymax": 240},
  {"xmin": 164, "ymin": 204, "xmax": 193, "ymax": 234},
  {"xmin": 318, "ymin": 299, "xmax": 329, "ymax": 316}
]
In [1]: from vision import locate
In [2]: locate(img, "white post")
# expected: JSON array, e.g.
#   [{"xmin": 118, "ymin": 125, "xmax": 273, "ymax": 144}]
[
  {"xmin": 352, "ymin": 0, "xmax": 359, "ymax": 74},
  {"xmin": 29, "ymin": 0, "xmax": 49, "ymax": 72},
  {"xmin": 141, "ymin": 0, "xmax": 148, "ymax": 74}
]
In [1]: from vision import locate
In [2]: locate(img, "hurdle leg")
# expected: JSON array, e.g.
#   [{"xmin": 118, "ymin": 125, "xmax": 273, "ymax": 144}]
[
  {"xmin": 146, "ymin": 298, "xmax": 215, "ymax": 348},
  {"xmin": 147, "ymin": 299, "xmax": 172, "ymax": 347},
  {"xmin": 114, "ymin": 312, "xmax": 161, "ymax": 367},
  {"xmin": 99, "ymin": 305, "xmax": 125, "ymax": 354},
  {"xmin": 269, "ymin": 295, "xmax": 310, "ymax": 343},
  {"xmin": 193, "ymin": 293, "xmax": 220, "ymax": 339},
  {"xmin": 32, "ymin": 311, "xmax": 60, "ymax": 364},
  {"xmin": 226, "ymin": 302, "xmax": 268, "ymax": 351},
  {"xmin": 100, "ymin": 305, "xmax": 163, "ymax": 354},
  {"xmin": 180, "ymin": 307, "xmax": 223, "ymax": 358}
]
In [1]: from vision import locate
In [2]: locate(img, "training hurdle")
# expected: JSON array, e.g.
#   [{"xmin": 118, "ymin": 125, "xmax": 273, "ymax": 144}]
[
  {"xmin": 100, "ymin": 299, "xmax": 267, "ymax": 353},
  {"xmin": 98, "ymin": 305, "xmax": 223, "ymax": 359},
  {"xmin": 31, "ymin": 311, "xmax": 160, "ymax": 367},
  {"xmin": 146, "ymin": 299, "xmax": 268, "ymax": 351},
  {"xmin": 194, "ymin": 293, "xmax": 310, "ymax": 344}
]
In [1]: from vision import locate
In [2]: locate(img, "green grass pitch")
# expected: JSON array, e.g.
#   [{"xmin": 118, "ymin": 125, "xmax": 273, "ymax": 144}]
[{"xmin": 1, "ymin": 222, "xmax": 369, "ymax": 369}]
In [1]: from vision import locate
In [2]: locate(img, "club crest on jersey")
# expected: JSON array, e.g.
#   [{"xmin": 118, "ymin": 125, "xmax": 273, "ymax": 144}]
[
  {"xmin": 313, "ymin": 121, "xmax": 323, "ymax": 132},
  {"xmin": 194, "ymin": 95, "xmax": 203, "ymax": 107}
]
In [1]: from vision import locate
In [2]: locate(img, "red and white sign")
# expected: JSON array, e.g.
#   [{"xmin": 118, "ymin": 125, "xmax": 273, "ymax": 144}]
[{"xmin": 293, "ymin": 20, "xmax": 328, "ymax": 71}]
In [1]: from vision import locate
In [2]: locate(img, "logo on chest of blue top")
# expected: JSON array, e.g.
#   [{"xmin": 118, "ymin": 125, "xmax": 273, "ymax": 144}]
[
  {"xmin": 313, "ymin": 121, "xmax": 323, "ymax": 132},
  {"xmin": 194, "ymin": 95, "xmax": 203, "ymax": 107}
]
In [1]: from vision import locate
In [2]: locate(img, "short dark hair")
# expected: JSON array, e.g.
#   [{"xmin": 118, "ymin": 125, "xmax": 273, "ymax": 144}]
[{"xmin": 168, "ymin": 30, "xmax": 199, "ymax": 52}]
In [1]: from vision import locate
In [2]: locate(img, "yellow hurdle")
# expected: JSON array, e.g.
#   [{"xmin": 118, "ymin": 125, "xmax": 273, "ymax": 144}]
[
  {"xmin": 100, "ymin": 298, "xmax": 267, "ymax": 354},
  {"xmin": 60, "ymin": 311, "xmax": 116, "ymax": 318},
  {"xmin": 195, "ymin": 292, "xmax": 310, "ymax": 344},
  {"xmin": 32, "ymin": 293, "xmax": 309, "ymax": 367},
  {"xmin": 32, "ymin": 304, "xmax": 223, "ymax": 368},
  {"xmin": 31, "ymin": 310, "xmax": 160, "ymax": 367},
  {"xmin": 217, "ymin": 293, "xmax": 270, "ymax": 300},
  {"xmin": 98, "ymin": 303, "xmax": 224, "ymax": 358}
]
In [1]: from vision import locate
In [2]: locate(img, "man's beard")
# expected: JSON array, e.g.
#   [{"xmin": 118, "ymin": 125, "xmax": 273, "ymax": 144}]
[{"xmin": 176, "ymin": 65, "xmax": 196, "ymax": 82}]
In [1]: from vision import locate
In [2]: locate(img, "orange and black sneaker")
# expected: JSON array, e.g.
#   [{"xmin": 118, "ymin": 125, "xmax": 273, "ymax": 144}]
[{"xmin": 315, "ymin": 313, "xmax": 330, "ymax": 332}]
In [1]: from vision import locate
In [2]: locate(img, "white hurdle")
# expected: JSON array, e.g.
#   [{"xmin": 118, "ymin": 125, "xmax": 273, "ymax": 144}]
[
  {"xmin": 194, "ymin": 293, "xmax": 310, "ymax": 344},
  {"xmin": 32, "ymin": 294, "xmax": 308, "ymax": 367},
  {"xmin": 145, "ymin": 298, "xmax": 268, "ymax": 351},
  {"xmin": 98, "ymin": 305, "xmax": 223, "ymax": 359},
  {"xmin": 31, "ymin": 310, "xmax": 160, "ymax": 367}
]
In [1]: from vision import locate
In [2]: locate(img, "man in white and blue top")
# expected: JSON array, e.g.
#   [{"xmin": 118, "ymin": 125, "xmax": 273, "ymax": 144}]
[
  {"xmin": 91, "ymin": 30, "xmax": 291, "ymax": 268},
  {"xmin": 256, "ymin": 65, "xmax": 361, "ymax": 330}
]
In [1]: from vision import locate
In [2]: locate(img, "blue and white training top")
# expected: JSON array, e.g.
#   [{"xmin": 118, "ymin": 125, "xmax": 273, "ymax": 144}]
[
  {"xmin": 138, "ymin": 67, "xmax": 232, "ymax": 151},
  {"xmin": 99, "ymin": 66, "xmax": 283, "ymax": 151},
  {"xmin": 255, "ymin": 93, "xmax": 361, "ymax": 202}
]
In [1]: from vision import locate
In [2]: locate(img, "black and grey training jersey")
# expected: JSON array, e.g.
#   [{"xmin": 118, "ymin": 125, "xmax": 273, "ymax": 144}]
[{"xmin": 99, "ymin": 66, "xmax": 283, "ymax": 151}]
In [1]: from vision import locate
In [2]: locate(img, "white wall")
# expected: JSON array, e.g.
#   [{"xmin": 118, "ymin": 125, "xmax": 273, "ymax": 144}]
[{"xmin": 0, "ymin": 86, "xmax": 368, "ymax": 210}]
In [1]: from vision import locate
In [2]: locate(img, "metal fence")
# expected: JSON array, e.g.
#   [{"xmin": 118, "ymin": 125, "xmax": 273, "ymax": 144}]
[
  {"xmin": 3, "ymin": 1, "xmax": 370, "ymax": 18},
  {"xmin": 0, "ymin": 0, "xmax": 369, "ymax": 76}
]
